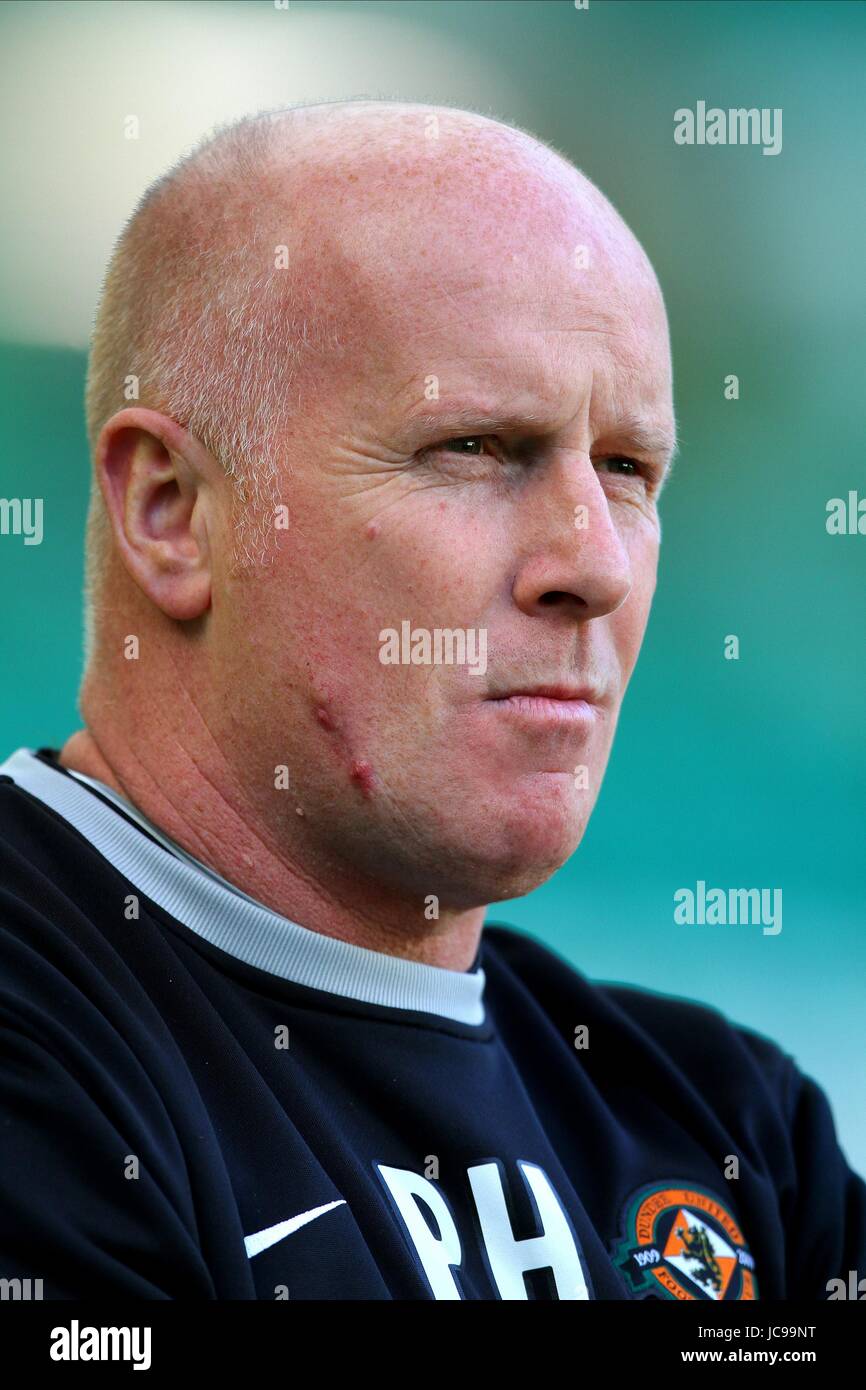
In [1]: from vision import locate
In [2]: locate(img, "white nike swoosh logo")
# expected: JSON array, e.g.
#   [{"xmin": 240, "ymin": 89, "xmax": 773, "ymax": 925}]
[{"xmin": 243, "ymin": 1200, "xmax": 347, "ymax": 1258}]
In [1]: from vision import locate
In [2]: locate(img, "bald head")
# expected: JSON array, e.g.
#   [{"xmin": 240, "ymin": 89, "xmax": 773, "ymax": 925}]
[{"xmin": 83, "ymin": 100, "xmax": 665, "ymax": 648}]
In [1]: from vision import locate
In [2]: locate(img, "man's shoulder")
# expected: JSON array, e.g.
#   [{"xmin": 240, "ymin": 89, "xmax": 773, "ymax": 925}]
[
  {"xmin": 483, "ymin": 921, "xmax": 794, "ymax": 1099},
  {"xmin": 0, "ymin": 750, "xmax": 133, "ymax": 912},
  {"xmin": 0, "ymin": 751, "xmax": 95, "ymax": 860},
  {"xmin": 0, "ymin": 755, "xmax": 151, "ymax": 1024}
]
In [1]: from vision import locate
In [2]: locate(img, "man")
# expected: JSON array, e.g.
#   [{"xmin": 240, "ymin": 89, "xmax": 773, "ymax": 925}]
[{"xmin": 0, "ymin": 99, "xmax": 862, "ymax": 1301}]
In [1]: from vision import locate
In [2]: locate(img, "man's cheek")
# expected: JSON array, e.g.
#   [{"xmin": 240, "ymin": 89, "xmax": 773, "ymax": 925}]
[
  {"xmin": 609, "ymin": 594, "xmax": 653, "ymax": 690},
  {"xmin": 622, "ymin": 532, "xmax": 659, "ymax": 621}
]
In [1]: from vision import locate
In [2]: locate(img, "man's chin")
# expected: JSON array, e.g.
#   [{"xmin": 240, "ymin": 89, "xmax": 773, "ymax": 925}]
[{"xmin": 440, "ymin": 794, "xmax": 589, "ymax": 905}]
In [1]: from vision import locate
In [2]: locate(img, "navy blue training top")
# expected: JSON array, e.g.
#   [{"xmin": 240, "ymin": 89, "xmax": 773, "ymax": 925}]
[{"xmin": 0, "ymin": 747, "xmax": 863, "ymax": 1301}]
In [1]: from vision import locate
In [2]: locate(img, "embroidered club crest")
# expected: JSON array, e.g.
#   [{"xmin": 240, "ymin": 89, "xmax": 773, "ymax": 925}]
[{"xmin": 612, "ymin": 1182, "xmax": 758, "ymax": 1300}]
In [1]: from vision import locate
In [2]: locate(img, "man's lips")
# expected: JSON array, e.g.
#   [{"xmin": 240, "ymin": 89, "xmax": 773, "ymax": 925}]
[{"xmin": 485, "ymin": 684, "xmax": 603, "ymax": 724}]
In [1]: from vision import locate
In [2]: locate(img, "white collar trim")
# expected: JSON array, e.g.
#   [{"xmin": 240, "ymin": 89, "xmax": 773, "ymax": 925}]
[{"xmin": 0, "ymin": 748, "xmax": 486, "ymax": 1026}]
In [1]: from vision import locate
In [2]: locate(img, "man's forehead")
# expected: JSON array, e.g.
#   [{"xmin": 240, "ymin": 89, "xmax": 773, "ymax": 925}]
[
  {"xmin": 339, "ymin": 241, "xmax": 671, "ymax": 438},
  {"xmin": 261, "ymin": 111, "xmax": 672, "ymax": 441},
  {"xmin": 311, "ymin": 203, "xmax": 666, "ymax": 369}
]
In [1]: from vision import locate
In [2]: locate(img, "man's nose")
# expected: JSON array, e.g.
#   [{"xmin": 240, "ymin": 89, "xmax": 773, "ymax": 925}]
[{"xmin": 510, "ymin": 452, "xmax": 633, "ymax": 622}]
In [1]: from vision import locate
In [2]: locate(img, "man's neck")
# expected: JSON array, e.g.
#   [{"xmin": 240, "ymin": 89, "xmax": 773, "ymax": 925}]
[
  {"xmin": 57, "ymin": 727, "xmax": 485, "ymax": 970},
  {"xmin": 59, "ymin": 730, "xmax": 128, "ymax": 798}
]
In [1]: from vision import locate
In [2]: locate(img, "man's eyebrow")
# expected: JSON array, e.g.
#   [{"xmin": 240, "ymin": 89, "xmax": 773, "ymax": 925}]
[
  {"xmin": 610, "ymin": 415, "xmax": 680, "ymax": 466},
  {"xmin": 406, "ymin": 405, "xmax": 548, "ymax": 435}
]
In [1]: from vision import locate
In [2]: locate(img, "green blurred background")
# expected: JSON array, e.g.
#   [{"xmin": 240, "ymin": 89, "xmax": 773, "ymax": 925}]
[{"xmin": 1, "ymin": 0, "xmax": 863, "ymax": 1171}]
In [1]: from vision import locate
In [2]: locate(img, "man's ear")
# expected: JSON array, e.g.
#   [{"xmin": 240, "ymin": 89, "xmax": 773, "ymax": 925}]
[{"xmin": 95, "ymin": 407, "xmax": 216, "ymax": 621}]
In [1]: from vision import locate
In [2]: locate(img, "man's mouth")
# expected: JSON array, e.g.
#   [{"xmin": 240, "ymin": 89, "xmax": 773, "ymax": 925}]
[{"xmin": 485, "ymin": 684, "xmax": 602, "ymax": 724}]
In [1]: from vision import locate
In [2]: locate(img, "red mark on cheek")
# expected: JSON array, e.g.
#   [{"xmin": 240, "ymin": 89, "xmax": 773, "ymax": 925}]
[
  {"xmin": 365, "ymin": 521, "xmax": 378, "ymax": 541},
  {"xmin": 349, "ymin": 759, "xmax": 375, "ymax": 797},
  {"xmin": 314, "ymin": 698, "xmax": 372, "ymax": 795}
]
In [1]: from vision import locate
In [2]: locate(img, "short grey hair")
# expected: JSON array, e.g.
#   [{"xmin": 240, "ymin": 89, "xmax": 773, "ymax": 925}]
[{"xmin": 82, "ymin": 102, "xmax": 345, "ymax": 664}]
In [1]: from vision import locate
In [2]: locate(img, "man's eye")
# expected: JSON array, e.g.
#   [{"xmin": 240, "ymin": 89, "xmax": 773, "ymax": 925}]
[
  {"xmin": 437, "ymin": 437, "xmax": 486, "ymax": 455},
  {"xmin": 595, "ymin": 456, "xmax": 642, "ymax": 477},
  {"xmin": 427, "ymin": 442, "xmax": 649, "ymax": 479}
]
